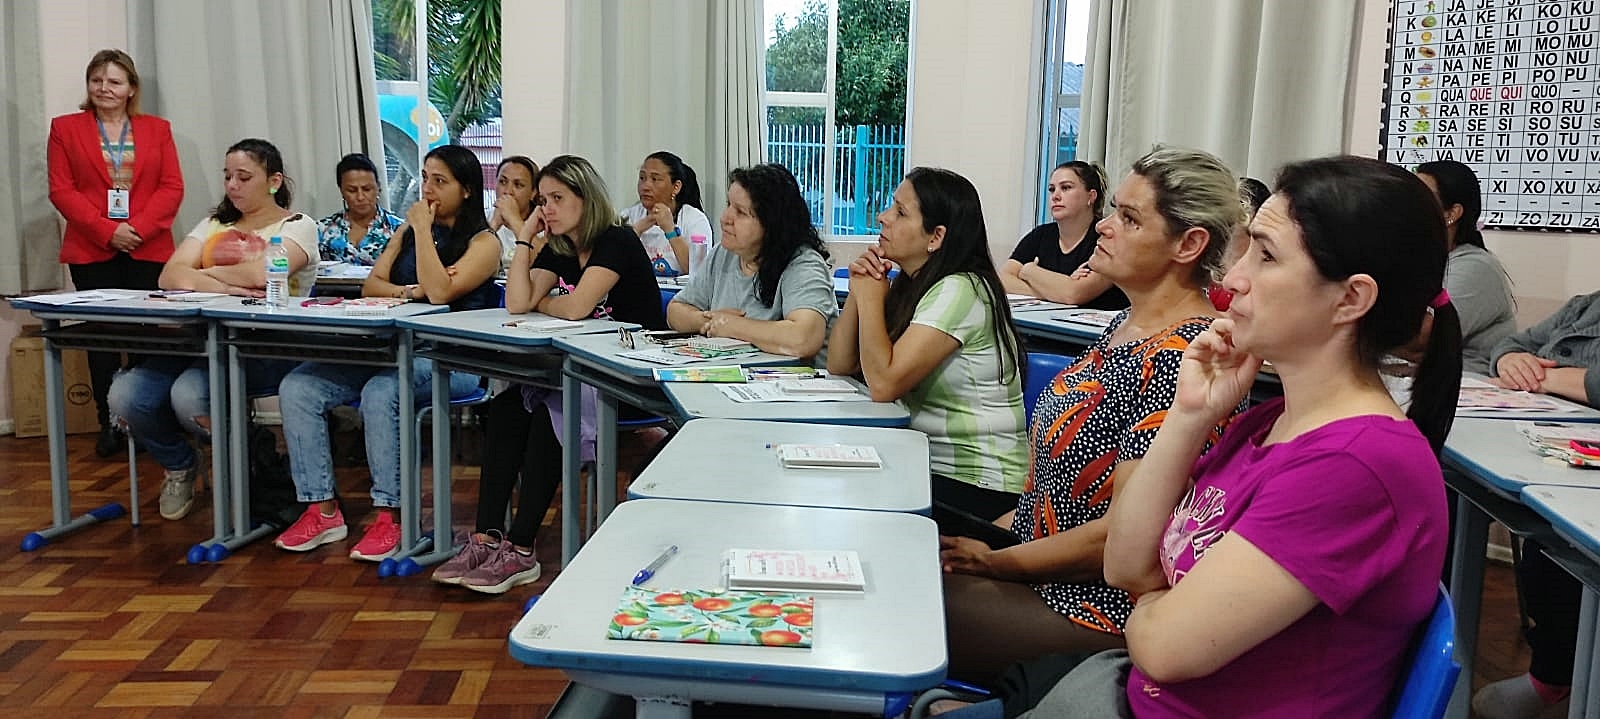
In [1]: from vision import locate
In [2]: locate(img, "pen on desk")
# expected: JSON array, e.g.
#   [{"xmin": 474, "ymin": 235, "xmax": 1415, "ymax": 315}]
[{"xmin": 631, "ymin": 544, "xmax": 679, "ymax": 586}]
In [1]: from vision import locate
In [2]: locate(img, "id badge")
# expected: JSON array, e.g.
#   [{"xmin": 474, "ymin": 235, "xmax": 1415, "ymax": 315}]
[{"xmin": 107, "ymin": 189, "xmax": 130, "ymax": 220}]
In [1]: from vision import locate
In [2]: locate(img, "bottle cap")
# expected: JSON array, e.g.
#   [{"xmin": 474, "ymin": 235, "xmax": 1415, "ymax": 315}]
[
  {"xmin": 269, "ymin": 235, "xmax": 283, "ymax": 244},
  {"xmin": 689, "ymin": 234, "xmax": 707, "ymax": 244}
]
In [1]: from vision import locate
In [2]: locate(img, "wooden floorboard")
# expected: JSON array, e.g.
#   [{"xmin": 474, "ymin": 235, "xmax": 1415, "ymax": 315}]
[{"xmin": 0, "ymin": 428, "xmax": 1537, "ymax": 717}]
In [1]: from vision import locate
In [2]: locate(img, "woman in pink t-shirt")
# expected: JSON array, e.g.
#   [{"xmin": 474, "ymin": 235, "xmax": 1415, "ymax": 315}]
[{"xmin": 1013, "ymin": 156, "xmax": 1465, "ymax": 719}]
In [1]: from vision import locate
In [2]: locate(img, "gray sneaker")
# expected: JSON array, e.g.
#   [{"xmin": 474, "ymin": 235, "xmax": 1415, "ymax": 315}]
[
  {"xmin": 158, "ymin": 463, "xmax": 202, "ymax": 520},
  {"xmin": 462, "ymin": 543, "xmax": 542, "ymax": 595},
  {"xmin": 432, "ymin": 530, "xmax": 504, "ymax": 585}
]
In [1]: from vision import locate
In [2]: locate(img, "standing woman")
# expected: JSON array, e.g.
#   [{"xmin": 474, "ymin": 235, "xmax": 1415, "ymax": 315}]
[
  {"xmin": 273, "ymin": 145, "xmax": 502, "ymax": 561},
  {"xmin": 488, "ymin": 155, "xmax": 540, "ymax": 264},
  {"xmin": 433, "ymin": 155, "xmax": 666, "ymax": 595},
  {"xmin": 1415, "ymin": 160, "xmax": 1516, "ymax": 375},
  {"xmin": 316, "ymin": 153, "xmax": 403, "ymax": 266},
  {"xmin": 48, "ymin": 49, "xmax": 184, "ymax": 457},
  {"xmin": 1001, "ymin": 161, "xmax": 1127, "ymax": 310},
  {"xmin": 828, "ymin": 167, "xmax": 1029, "ymax": 524},
  {"xmin": 623, "ymin": 151, "xmax": 714, "ymax": 276}
]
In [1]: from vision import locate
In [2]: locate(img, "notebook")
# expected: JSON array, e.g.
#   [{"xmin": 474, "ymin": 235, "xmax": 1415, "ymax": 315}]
[
  {"xmin": 606, "ymin": 585, "xmax": 815, "ymax": 648},
  {"xmin": 776, "ymin": 379, "xmax": 859, "ymax": 395},
  {"xmin": 775, "ymin": 443, "xmax": 881, "ymax": 469},
  {"xmin": 652, "ymin": 365, "xmax": 748, "ymax": 382},
  {"xmin": 723, "ymin": 548, "xmax": 865, "ymax": 592},
  {"xmin": 342, "ymin": 297, "xmax": 408, "ymax": 316}
]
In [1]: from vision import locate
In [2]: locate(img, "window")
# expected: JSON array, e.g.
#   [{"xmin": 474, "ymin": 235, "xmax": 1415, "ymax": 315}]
[
  {"xmin": 1037, "ymin": 0, "xmax": 1093, "ymax": 221},
  {"xmin": 369, "ymin": 0, "xmax": 502, "ymax": 210},
  {"xmin": 763, "ymin": 0, "xmax": 910, "ymax": 237}
]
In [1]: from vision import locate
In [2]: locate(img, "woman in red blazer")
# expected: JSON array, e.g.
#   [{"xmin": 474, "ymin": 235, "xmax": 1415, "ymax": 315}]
[{"xmin": 47, "ymin": 49, "xmax": 185, "ymax": 457}]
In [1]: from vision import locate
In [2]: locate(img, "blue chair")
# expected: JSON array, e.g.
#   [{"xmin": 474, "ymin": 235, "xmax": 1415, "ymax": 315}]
[
  {"xmin": 659, "ymin": 287, "xmax": 677, "ymax": 314},
  {"xmin": 1023, "ymin": 352, "xmax": 1075, "ymax": 424},
  {"xmin": 1389, "ymin": 585, "xmax": 1459, "ymax": 719}
]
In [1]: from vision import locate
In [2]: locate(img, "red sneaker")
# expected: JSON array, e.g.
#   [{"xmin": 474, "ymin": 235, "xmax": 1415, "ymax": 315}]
[
  {"xmin": 274, "ymin": 505, "xmax": 347, "ymax": 552},
  {"xmin": 349, "ymin": 512, "xmax": 400, "ymax": 562}
]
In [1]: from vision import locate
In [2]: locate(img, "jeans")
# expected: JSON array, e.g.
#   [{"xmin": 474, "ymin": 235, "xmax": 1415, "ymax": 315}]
[
  {"xmin": 69, "ymin": 256, "xmax": 164, "ymax": 426},
  {"xmin": 107, "ymin": 356, "xmax": 300, "ymax": 471},
  {"xmin": 280, "ymin": 359, "xmax": 478, "ymax": 509}
]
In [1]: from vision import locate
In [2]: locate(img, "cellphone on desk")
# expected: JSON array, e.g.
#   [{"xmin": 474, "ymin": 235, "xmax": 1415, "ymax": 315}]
[
  {"xmin": 301, "ymin": 296, "xmax": 342, "ymax": 307},
  {"xmin": 1572, "ymin": 440, "xmax": 1600, "ymax": 459}
]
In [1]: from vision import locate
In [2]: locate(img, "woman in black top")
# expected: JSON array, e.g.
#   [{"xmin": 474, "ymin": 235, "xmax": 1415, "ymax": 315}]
[
  {"xmin": 1001, "ymin": 161, "xmax": 1128, "ymax": 310},
  {"xmin": 436, "ymin": 154, "xmax": 666, "ymax": 595}
]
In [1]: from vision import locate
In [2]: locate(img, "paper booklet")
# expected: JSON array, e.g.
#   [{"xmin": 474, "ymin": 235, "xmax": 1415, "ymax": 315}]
[
  {"xmin": 775, "ymin": 443, "xmax": 882, "ymax": 469},
  {"xmin": 775, "ymin": 378, "xmax": 858, "ymax": 394},
  {"xmin": 504, "ymin": 317, "xmax": 587, "ymax": 333},
  {"xmin": 1458, "ymin": 386, "xmax": 1579, "ymax": 413},
  {"xmin": 723, "ymin": 548, "xmax": 865, "ymax": 592},
  {"xmin": 342, "ymin": 297, "xmax": 408, "ymax": 316},
  {"xmin": 606, "ymin": 586, "xmax": 815, "ymax": 648},
  {"xmin": 652, "ymin": 365, "xmax": 748, "ymax": 382}
]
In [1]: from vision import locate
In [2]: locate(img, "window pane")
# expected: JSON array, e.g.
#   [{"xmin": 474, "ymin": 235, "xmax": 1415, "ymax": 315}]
[
  {"xmin": 765, "ymin": 0, "xmax": 827, "ymax": 93},
  {"xmin": 766, "ymin": 106, "xmax": 828, "ymax": 229},
  {"xmin": 829, "ymin": 0, "xmax": 908, "ymax": 235},
  {"xmin": 1054, "ymin": 104, "xmax": 1080, "ymax": 166}
]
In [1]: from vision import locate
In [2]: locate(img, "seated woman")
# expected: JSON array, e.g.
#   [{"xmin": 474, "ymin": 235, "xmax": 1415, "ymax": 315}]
[
  {"xmin": 666, "ymin": 163, "xmax": 836, "ymax": 358},
  {"xmin": 488, "ymin": 155, "xmax": 539, "ymax": 264},
  {"xmin": 1474, "ymin": 289, "xmax": 1600, "ymax": 719},
  {"xmin": 827, "ymin": 167, "xmax": 1028, "ymax": 523},
  {"xmin": 432, "ymin": 155, "xmax": 667, "ymax": 594},
  {"xmin": 108, "ymin": 138, "xmax": 316, "ymax": 522},
  {"xmin": 273, "ymin": 144, "xmax": 501, "ymax": 561},
  {"xmin": 1001, "ymin": 161, "xmax": 1127, "ymax": 310},
  {"xmin": 938, "ymin": 147, "xmax": 1244, "ymax": 683},
  {"xmin": 622, "ymin": 151, "xmax": 714, "ymax": 276},
  {"xmin": 1015, "ymin": 156, "xmax": 1462, "ymax": 718},
  {"xmin": 1415, "ymin": 160, "xmax": 1516, "ymax": 375},
  {"xmin": 316, "ymin": 153, "xmax": 403, "ymax": 266}
]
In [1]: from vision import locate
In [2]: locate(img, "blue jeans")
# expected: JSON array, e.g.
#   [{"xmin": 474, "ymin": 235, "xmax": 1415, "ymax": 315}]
[
  {"xmin": 107, "ymin": 356, "xmax": 300, "ymax": 471},
  {"xmin": 279, "ymin": 359, "xmax": 478, "ymax": 509}
]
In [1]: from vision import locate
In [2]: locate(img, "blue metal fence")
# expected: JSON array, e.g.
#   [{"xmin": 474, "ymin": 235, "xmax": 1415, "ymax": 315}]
[{"xmin": 767, "ymin": 124, "xmax": 906, "ymax": 236}]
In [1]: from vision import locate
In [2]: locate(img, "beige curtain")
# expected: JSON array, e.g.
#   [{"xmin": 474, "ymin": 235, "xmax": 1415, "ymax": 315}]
[
  {"xmin": 567, "ymin": 0, "xmax": 765, "ymax": 227},
  {"xmin": 1080, "ymin": 0, "xmax": 1360, "ymax": 183},
  {"xmin": 126, "ymin": 0, "xmax": 382, "ymax": 231},
  {"xmin": 0, "ymin": 0, "xmax": 63, "ymax": 294}
]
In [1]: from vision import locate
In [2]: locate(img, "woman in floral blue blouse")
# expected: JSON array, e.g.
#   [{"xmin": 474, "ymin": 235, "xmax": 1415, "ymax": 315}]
[{"xmin": 317, "ymin": 153, "xmax": 403, "ymax": 265}]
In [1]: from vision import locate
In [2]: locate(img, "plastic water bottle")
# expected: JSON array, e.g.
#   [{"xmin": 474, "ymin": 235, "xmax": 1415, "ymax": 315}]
[
  {"xmin": 688, "ymin": 234, "xmax": 708, "ymax": 278},
  {"xmin": 264, "ymin": 236, "xmax": 290, "ymax": 308}
]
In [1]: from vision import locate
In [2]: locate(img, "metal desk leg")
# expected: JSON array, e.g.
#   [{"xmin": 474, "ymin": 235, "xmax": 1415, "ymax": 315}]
[
  {"xmin": 392, "ymin": 361, "xmax": 458, "ymax": 576},
  {"xmin": 561, "ymin": 360, "xmax": 582, "ymax": 565},
  {"xmin": 210, "ymin": 338, "xmax": 272, "ymax": 560},
  {"xmin": 395, "ymin": 335, "xmax": 427, "ymax": 558},
  {"xmin": 20, "ymin": 318, "xmax": 127, "ymax": 551},
  {"xmin": 593, "ymin": 390, "xmax": 619, "ymax": 531},
  {"xmin": 1573, "ymin": 587, "xmax": 1597, "ymax": 719},
  {"xmin": 1447, "ymin": 492, "xmax": 1489, "ymax": 719}
]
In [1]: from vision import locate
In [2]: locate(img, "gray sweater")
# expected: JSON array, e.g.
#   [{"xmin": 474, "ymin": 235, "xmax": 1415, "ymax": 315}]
[
  {"xmin": 1489, "ymin": 290, "xmax": 1600, "ymax": 407},
  {"xmin": 1444, "ymin": 244, "xmax": 1516, "ymax": 375}
]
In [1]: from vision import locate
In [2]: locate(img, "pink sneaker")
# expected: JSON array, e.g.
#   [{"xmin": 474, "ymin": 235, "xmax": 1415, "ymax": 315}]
[
  {"xmin": 349, "ymin": 512, "xmax": 400, "ymax": 562},
  {"xmin": 462, "ymin": 543, "xmax": 542, "ymax": 595},
  {"xmin": 431, "ymin": 530, "xmax": 503, "ymax": 585},
  {"xmin": 275, "ymin": 505, "xmax": 347, "ymax": 552}
]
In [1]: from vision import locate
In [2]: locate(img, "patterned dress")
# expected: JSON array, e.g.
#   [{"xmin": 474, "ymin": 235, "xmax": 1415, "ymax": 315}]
[
  {"xmin": 316, "ymin": 208, "xmax": 403, "ymax": 266},
  {"xmin": 1010, "ymin": 312, "xmax": 1238, "ymax": 634}
]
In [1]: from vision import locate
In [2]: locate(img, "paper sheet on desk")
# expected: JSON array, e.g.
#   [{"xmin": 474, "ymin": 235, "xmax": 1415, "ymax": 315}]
[
  {"xmin": 1458, "ymin": 386, "xmax": 1580, "ymax": 413},
  {"xmin": 316, "ymin": 261, "xmax": 372, "ymax": 280},
  {"xmin": 717, "ymin": 382, "xmax": 866, "ymax": 403},
  {"xmin": 19, "ymin": 289, "xmax": 143, "ymax": 305}
]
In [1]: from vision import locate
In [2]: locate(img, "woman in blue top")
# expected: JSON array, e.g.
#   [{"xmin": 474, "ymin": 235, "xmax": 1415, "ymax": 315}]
[
  {"xmin": 316, "ymin": 153, "xmax": 403, "ymax": 265},
  {"xmin": 273, "ymin": 144, "xmax": 502, "ymax": 562}
]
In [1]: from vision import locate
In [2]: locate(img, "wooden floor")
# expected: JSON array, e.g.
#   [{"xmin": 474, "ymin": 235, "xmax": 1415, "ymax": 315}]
[{"xmin": 0, "ymin": 428, "xmax": 1541, "ymax": 718}]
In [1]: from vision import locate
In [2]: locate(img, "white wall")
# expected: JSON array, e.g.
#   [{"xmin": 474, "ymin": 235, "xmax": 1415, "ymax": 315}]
[
  {"xmin": 500, "ymin": 0, "xmax": 567, "ymax": 162},
  {"xmin": 907, "ymin": 0, "xmax": 1042, "ymax": 265},
  {"xmin": 1347, "ymin": 0, "xmax": 1594, "ymax": 324}
]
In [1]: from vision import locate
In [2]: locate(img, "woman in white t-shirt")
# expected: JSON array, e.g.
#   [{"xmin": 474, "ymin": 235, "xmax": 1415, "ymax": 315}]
[
  {"xmin": 488, "ymin": 155, "xmax": 539, "ymax": 265},
  {"xmin": 621, "ymin": 150, "xmax": 714, "ymax": 276}
]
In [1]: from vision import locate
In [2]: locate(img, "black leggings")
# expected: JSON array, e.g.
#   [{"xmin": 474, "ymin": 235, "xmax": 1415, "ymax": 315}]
[
  {"xmin": 475, "ymin": 391, "xmax": 562, "ymax": 548},
  {"xmin": 1519, "ymin": 538, "xmax": 1582, "ymax": 685},
  {"xmin": 69, "ymin": 256, "xmax": 164, "ymax": 426}
]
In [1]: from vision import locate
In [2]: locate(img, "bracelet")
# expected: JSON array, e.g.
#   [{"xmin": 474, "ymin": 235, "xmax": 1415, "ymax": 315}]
[
  {"xmin": 664, "ymin": 228, "xmax": 681, "ymax": 240},
  {"xmin": 516, "ymin": 240, "xmax": 538, "ymax": 252}
]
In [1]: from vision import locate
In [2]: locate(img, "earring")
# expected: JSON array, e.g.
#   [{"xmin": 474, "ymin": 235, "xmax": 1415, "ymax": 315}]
[{"xmin": 269, "ymin": 187, "xmax": 278, "ymax": 195}]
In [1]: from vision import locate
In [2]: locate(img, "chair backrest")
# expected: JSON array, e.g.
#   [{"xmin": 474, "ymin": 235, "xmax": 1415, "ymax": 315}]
[
  {"xmin": 1389, "ymin": 585, "xmax": 1460, "ymax": 719},
  {"xmin": 659, "ymin": 288, "xmax": 676, "ymax": 314},
  {"xmin": 1023, "ymin": 352, "xmax": 1074, "ymax": 424}
]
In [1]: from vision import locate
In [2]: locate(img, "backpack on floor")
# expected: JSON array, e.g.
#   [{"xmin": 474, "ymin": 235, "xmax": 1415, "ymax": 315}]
[{"xmin": 248, "ymin": 425, "xmax": 308, "ymax": 530}]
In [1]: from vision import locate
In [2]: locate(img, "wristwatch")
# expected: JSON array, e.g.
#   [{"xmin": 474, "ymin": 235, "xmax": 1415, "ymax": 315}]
[{"xmin": 664, "ymin": 227, "xmax": 682, "ymax": 240}]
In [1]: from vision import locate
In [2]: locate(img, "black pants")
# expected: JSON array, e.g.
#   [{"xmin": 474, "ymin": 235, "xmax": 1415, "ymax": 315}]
[
  {"xmin": 932, "ymin": 473, "xmax": 1020, "ymax": 534},
  {"xmin": 1519, "ymin": 538, "xmax": 1582, "ymax": 685},
  {"xmin": 68, "ymin": 255, "xmax": 164, "ymax": 426}
]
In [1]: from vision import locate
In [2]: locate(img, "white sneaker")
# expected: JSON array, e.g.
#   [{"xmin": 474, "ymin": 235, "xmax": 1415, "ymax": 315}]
[
  {"xmin": 158, "ymin": 463, "xmax": 202, "ymax": 520},
  {"xmin": 1471, "ymin": 674, "xmax": 1567, "ymax": 719}
]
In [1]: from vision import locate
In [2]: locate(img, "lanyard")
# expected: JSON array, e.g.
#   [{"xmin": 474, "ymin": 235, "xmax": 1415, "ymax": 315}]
[{"xmin": 96, "ymin": 118, "xmax": 130, "ymax": 185}]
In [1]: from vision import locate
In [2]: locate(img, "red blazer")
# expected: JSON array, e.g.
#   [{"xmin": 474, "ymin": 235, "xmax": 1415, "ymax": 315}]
[{"xmin": 47, "ymin": 110, "xmax": 184, "ymax": 265}]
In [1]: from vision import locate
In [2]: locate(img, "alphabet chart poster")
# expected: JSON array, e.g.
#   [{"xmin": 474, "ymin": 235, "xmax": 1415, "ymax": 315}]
[{"xmin": 1382, "ymin": 0, "xmax": 1600, "ymax": 231}]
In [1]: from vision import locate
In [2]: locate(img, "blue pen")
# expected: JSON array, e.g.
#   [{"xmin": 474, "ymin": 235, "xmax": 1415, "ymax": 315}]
[{"xmin": 632, "ymin": 545, "xmax": 679, "ymax": 586}]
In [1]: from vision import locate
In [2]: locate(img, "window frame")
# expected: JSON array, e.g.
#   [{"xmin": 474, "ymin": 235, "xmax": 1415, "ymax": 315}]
[{"xmin": 1036, "ymin": 0, "xmax": 1088, "ymax": 223}]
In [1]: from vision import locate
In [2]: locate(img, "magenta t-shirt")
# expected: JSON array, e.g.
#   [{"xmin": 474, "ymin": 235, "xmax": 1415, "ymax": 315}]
[{"xmin": 1127, "ymin": 399, "xmax": 1447, "ymax": 719}]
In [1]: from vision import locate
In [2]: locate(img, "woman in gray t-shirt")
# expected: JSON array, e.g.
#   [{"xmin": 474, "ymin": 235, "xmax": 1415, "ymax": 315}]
[
  {"xmin": 1416, "ymin": 160, "xmax": 1516, "ymax": 374},
  {"xmin": 666, "ymin": 163, "xmax": 837, "ymax": 360}
]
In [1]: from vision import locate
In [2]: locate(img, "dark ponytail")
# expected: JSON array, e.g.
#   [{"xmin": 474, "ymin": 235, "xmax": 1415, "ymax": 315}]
[{"xmin": 1410, "ymin": 301, "xmax": 1464, "ymax": 454}]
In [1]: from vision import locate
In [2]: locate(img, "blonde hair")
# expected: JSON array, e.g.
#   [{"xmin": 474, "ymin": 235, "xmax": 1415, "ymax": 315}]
[
  {"xmin": 1128, "ymin": 146, "xmax": 1245, "ymax": 284},
  {"xmin": 79, "ymin": 49, "xmax": 142, "ymax": 116},
  {"xmin": 537, "ymin": 155, "xmax": 619, "ymax": 256}
]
